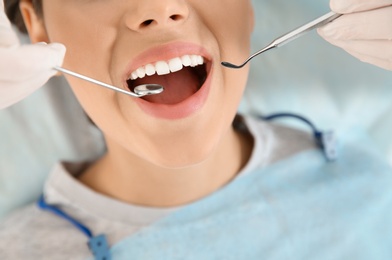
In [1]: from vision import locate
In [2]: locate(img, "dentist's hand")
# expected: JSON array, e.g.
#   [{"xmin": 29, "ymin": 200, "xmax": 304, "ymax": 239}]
[
  {"xmin": 0, "ymin": 1, "xmax": 65, "ymax": 109},
  {"xmin": 318, "ymin": 0, "xmax": 392, "ymax": 71}
]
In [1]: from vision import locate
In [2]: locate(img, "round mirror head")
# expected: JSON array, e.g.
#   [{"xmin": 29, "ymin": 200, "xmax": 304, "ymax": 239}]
[{"xmin": 134, "ymin": 84, "xmax": 164, "ymax": 96}]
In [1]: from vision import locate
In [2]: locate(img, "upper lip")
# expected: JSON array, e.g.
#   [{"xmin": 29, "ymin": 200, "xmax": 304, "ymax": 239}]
[{"xmin": 122, "ymin": 42, "xmax": 212, "ymax": 86}]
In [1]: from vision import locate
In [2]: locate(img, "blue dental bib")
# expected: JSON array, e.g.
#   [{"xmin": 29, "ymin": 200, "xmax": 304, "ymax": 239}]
[{"xmin": 105, "ymin": 132, "xmax": 392, "ymax": 260}]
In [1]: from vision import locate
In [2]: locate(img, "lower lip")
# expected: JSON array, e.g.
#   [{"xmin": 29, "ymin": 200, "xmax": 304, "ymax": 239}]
[{"xmin": 134, "ymin": 67, "xmax": 213, "ymax": 120}]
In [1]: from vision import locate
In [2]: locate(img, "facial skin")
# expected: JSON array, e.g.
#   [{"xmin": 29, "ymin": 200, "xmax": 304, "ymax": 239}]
[{"xmin": 21, "ymin": 0, "xmax": 255, "ymax": 207}]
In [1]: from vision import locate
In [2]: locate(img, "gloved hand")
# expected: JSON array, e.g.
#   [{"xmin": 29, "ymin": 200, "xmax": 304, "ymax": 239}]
[
  {"xmin": 318, "ymin": 0, "xmax": 392, "ymax": 71},
  {"xmin": 0, "ymin": 1, "xmax": 66, "ymax": 109}
]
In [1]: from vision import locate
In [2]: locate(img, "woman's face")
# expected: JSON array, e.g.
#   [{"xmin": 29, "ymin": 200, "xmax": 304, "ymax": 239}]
[{"xmin": 28, "ymin": 0, "xmax": 254, "ymax": 167}]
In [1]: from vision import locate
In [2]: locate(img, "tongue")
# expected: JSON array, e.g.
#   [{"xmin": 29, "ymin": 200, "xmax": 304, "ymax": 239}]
[{"xmin": 134, "ymin": 67, "xmax": 200, "ymax": 104}]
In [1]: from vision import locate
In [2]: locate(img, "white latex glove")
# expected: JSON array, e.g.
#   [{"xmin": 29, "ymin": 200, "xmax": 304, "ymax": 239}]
[
  {"xmin": 318, "ymin": 0, "xmax": 392, "ymax": 71},
  {"xmin": 0, "ymin": 1, "xmax": 66, "ymax": 109}
]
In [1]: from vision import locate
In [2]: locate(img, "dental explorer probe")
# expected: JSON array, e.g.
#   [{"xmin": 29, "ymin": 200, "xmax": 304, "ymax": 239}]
[
  {"xmin": 222, "ymin": 11, "xmax": 342, "ymax": 69},
  {"xmin": 53, "ymin": 66, "xmax": 164, "ymax": 97}
]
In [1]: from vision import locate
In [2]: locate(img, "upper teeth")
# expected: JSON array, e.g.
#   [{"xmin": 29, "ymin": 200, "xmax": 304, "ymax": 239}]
[{"xmin": 128, "ymin": 55, "xmax": 204, "ymax": 80}]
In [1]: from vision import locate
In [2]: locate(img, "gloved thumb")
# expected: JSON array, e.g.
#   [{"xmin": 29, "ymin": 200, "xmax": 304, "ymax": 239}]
[
  {"xmin": 0, "ymin": 42, "xmax": 66, "ymax": 109},
  {"xmin": 14, "ymin": 43, "xmax": 66, "ymax": 80},
  {"xmin": 0, "ymin": 42, "xmax": 66, "ymax": 84},
  {"xmin": 330, "ymin": 0, "xmax": 392, "ymax": 13}
]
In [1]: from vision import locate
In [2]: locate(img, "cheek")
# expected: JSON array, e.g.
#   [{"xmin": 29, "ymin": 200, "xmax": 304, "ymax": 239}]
[
  {"xmin": 196, "ymin": 0, "xmax": 253, "ymax": 61},
  {"xmin": 65, "ymin": 78, "xmax": 115, "ymax": 121},
  {"xmin": 66, "ymin": 78, "xmax": 146, "ymax": 157},
  {"xmin": 42, "ymin": 3, "xmax": 117, "ymax": 80},
  {"xmin": 222, "ymin": 67, "xmax": 250, "ymax": 118}
]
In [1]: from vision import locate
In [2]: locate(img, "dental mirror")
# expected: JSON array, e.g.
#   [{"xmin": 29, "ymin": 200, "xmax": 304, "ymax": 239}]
[{"xmin": 53, "ymin": 66, "xmax": 164, "ymax": 97}]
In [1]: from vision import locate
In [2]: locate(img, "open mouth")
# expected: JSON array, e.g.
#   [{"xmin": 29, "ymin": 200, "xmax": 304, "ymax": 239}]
[{"xmin": 126, "ymin": 55, "xmax": 209, "ymax": 104}]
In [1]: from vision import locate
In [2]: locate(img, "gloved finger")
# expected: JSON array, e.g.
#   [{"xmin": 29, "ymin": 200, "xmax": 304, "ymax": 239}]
[
  {"xmin": 0, "ymin": 43, "xmax": 66, "ymax": 82},
  {"xmin": 330, "ymin": 0, "xmax": 392, "ymax": 13},
  {"xmin": 0, "ymin": 0, "xmax": 19, "ymax": 47},
  {"xmin": 320, "ymin": 37, "xmax": 392, "ymax": 71},
  {"xmin": 325, "ymin": 39, "xmax": 392, "ymax": 61},
  {"xmin": 318, "ymin": 7, "xmax": 392, "ymax": 41},
  {"xmin": 342, "ymin": 49, "xmax": 392, "ymax": 71}
]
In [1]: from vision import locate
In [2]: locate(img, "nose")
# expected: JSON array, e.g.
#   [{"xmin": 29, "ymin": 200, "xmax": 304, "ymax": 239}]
[{"xmin": 125, "ymin": 0, "xmax": 189, "ymax": 32}]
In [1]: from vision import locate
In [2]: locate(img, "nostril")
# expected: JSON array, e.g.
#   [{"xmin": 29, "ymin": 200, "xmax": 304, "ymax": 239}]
[
  {"xmin": 141, "ymin": 19, "xmax": 154, "ymax": 27},
  {"xmin": 170, "ymin": 15, "xmax": 182, "ymax": 21}
]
